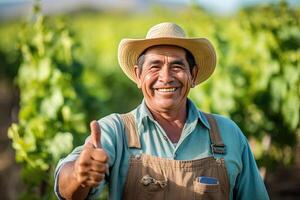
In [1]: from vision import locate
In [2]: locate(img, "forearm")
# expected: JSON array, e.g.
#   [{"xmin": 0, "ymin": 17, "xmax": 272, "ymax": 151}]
[{"xmin": 58, "ymin": 161, "xmax": 90, "ymax": 200}]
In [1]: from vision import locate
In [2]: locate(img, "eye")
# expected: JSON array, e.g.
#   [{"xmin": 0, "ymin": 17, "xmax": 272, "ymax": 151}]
[
  {"xmin": 172, "ymin": 65, "xmax": 184, "ymax": 70},
  {"xmin": 149, "ymin": 65, "xmax": 160, "ymax": 70}
]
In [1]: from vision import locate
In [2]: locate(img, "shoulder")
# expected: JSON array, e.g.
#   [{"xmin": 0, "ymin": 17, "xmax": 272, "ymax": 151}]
[
  {"xmin": 99, "ymin": 104, "xmax": 140, "ymax": 126},
  {"xmin": 98, "ymin": 113, "xmax": 126, "ymax": 138},
  {"xmin": 98, "ymin": 109, "xmax": 137, "ymax": 137},
  {"xmin": 99, "ymin": 113, "xmax": 122, "ymax": 127},
  {"xmin": 211, "ymin": 114, "xmax": 240, "ymax": 132},
  {"xmin": 208, "ymin": 113, "xmax": 248, "ymax": 147}
]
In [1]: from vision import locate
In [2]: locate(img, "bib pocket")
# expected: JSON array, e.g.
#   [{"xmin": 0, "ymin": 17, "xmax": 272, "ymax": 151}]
[{"xmin": 193, "ymin": 178, "xmax": 222, "ymax": 200}]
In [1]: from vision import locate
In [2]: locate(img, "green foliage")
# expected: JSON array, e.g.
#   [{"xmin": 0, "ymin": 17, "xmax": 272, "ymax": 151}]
[
  {"xmin": 0, "ymin": 21, "xmax": 21, "ymax": 80},
  {"xmin": 188, "ymin": 2, "xmax": 300, "ymax": 168},
  {"xmin": 237, "ymin": 2, "xmax": 300, "ymax": 166},
  {"xmin": 7, "ymin": 6, "xmax": 91, "ymax": 200},
  {"xmin": 2, "ymin": 1, "xmax": 299, "ymax": 199},
  {"xmin": 199, "ymin": 2, "xmax": 300, "ymax": 167}
]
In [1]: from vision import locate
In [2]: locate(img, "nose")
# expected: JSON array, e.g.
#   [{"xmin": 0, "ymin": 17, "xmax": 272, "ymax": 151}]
[{"xmin": 158, "ymin": 66, "xmax": 174, "ymax": 83}]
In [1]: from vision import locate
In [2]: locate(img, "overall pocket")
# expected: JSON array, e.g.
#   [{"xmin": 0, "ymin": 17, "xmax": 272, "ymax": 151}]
[{"xmin": 193, "ymin": 177, "xmax": 222, "ymax": 200}]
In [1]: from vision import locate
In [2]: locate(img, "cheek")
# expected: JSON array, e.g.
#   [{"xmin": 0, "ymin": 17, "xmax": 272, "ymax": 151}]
[
  {"xmin": 143, "ymin": 73, "xmax": 157, "ymax": 87},
  {"xmin": 178, "ymin": 72, "xmax": 193, "ymax": 86},
  {"xmin": 144, "ymin": 74, "xmax": 153, "ymax": 82},
  {"xmin": 187, "ymin": 75, "xmax": 193, "ymax": 86},
  {"xmin": 140, "ymin": 73, "xmax": 157, "ymax": 93}
]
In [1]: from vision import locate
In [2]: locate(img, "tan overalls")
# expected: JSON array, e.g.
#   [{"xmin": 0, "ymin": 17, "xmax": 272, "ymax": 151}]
[{"xmin": 120, "ymin": 113, "xmax": 230, "ymax": 200}]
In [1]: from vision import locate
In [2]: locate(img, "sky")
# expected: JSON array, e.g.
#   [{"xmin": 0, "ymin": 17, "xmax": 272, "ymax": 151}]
[
  {"xmin": 0, "ymin": 0, "xmax": 299, "ymax": 18},
  {"xmin": 165, "ymin": 0, "xmax": 299, "ymax": 14}
]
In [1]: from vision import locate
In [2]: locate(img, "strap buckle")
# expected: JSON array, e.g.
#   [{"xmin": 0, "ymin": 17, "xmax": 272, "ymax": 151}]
[{"xmin": 211, "ymin": 143, "xmax": 226, "ymax": 155}]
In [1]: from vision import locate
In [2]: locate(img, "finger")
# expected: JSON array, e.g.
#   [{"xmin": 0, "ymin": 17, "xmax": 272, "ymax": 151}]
[
  {"xmin": 89, "ymin": 162, "xmax": 108, "ymax": 173},
  {"xmin": 84, "ymin": 139, "xmax": 94, "ymax": 149},
  {"xmin": 78, "ymin": 171, "xmax": 105, "ymax": 182},
  {"xmin": 90, "ymin": 120, "xmax": 101, "ymax": 148},
  {"xmin": 87, "ymin": 172, "xmax": 105, "ymax": 182},
  {"xmin": 81, "ymin": 179, "xmax": 101, "ymax": 188},
  {"xmin": 91, "ymin": 149, "xmax": 109, "ymax": 163},
  {"xmin": 79, "ymin": 172, "xmax": 105, "ymax": 188}
]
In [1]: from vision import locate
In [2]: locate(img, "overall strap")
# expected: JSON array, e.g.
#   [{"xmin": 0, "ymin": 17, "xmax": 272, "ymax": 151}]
[
  {"xmin": 203, "ymin": 113, "xmax": 226, "ymax": 155},
  {"xmin": 120, "ymin": 113, "xmax": 141, "ymax": 149}
]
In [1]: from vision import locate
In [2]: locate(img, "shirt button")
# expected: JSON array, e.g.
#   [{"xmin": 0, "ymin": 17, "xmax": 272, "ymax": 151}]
[{"xmin": 163, "ymin": 135, "xmax": 168, "ymax": 141}]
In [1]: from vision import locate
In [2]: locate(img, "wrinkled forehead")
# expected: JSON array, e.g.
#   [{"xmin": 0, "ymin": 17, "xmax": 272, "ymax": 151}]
[{"xmin": 143, "ymin": 45, "xmax": 186, "ymax": 58}]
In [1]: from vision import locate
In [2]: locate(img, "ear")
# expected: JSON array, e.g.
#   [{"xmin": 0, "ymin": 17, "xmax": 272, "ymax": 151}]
[
  {"xmin": 191, "ymin": 65, "xmax": 198, "ymax": 88},
  {"xmin": 134, "ymin": 65, "xmax": 142, "ymax": 88}
]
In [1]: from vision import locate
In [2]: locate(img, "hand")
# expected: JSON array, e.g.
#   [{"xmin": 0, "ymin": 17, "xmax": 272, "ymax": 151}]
[{"xmin": 74, "ymin": 120, "xmax": 109, "ymax": 188}]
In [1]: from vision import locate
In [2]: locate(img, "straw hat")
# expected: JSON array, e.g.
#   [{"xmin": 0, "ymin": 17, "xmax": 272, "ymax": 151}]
[{"xmin": 118, "ymin": 22, "xmax": 216, "ymax": 85}]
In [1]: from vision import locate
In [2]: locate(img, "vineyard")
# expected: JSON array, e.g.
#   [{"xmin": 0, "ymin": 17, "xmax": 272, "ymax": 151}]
[{"xmin": 0, "ymin": 1, "xmax": 299, "ymax": 199}]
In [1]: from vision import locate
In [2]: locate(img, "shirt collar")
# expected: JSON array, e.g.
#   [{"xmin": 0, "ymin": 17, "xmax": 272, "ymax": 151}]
[
  {"xmin": 135, "ymin": 99, "xmax": 210, "ymax": 130},
  {"xmin": 187, "ymin": 99, "xmax": 210, "ymax": 130},
  {"xmin": 136, "ymin": 99, "xmax": 154, "ymax": 124}
]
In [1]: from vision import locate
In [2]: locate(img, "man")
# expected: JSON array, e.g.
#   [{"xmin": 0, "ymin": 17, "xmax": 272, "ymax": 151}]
[{"xmin": 54, "ymin": 22, "xmax": 269, "ymax": 200}]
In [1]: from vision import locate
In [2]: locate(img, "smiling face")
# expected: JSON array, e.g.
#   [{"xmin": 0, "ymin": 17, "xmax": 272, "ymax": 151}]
[{"xmin": 135, "ymin": 45, "xmax": 198, "ymax": 113}]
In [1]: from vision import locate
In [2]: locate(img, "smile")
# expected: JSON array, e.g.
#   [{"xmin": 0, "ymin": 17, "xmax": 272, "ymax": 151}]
[{"xmin": 155, "ymin": 88, "xmax": 177, "ymax": 92}]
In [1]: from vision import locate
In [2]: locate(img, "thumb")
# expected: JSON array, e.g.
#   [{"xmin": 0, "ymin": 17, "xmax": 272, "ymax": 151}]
[{"xmin": 90, "ymin": 120, "xmax": 102, "ymax": 148}]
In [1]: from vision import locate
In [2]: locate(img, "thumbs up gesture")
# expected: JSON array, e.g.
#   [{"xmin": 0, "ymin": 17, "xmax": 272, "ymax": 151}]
[
  {"xmin": 74, "ymin": 120, "xmax": 109, "ymax": 188},
  {"xmin": 90, "ymin": 120, "xmax": 102, "ymax": 148}
]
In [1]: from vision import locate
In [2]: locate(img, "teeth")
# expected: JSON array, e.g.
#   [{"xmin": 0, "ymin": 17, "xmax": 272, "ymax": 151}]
[{"xmin": 157, "ymin": 88, "xmax": 176, "ymax": 92}]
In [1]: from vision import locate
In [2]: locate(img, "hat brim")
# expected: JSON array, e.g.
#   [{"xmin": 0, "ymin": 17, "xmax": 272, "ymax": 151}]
[{"xmin": 118, "ymin": 37, "xmax": 216, "ymax": 85}]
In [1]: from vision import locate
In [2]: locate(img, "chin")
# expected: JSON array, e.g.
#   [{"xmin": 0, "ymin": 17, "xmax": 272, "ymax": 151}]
[{"xmin": 154, "ymin": 99, "xmax": 180, "ymax": 111}]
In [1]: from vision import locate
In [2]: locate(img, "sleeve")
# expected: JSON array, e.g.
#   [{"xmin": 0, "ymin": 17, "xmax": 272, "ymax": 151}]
[
  {"xmin": 54, "ymin": 145, "xmax": 84, "ymax": 200},
  {"xmin": 53, "ymin": 113, "xmax": 121, "ymax": 199},
  {"xmin": 233, "ymin": 138, "xmax": 270, "ymax": 200}
]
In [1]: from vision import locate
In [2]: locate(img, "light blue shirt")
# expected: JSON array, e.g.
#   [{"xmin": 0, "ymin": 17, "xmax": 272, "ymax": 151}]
[{"xmin": 54, "ymin": 99, "xmax": 269, "ymax": 200}]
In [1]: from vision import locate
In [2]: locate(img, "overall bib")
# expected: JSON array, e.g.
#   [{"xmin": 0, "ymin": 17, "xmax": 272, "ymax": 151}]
[{"xmin": 120, "ymin": 113, "xmax": 230, "ymax": 200}]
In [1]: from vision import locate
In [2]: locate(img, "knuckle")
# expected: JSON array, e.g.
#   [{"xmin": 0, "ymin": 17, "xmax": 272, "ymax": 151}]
[
  {"xmin": 92, "ymin": 150, "xmax": 108, "ymax": 162},
  {"xmin": 78, "ymin": 159, "xmax": 89, "ymax": 168},
  {"xmin": 97, "ymin": 164, "xmax": 106, "ymax": 172},
  {"xmin": 99, "ymin": 150, "xmax": 108, "ymax": 162},
  {"xmin": 79, "ymin": 153, "xmax": 88, "ymax": 161},
  {"xmin": 102, "ymin": 164, "xmax": 107, "ymax": 171},
  {"xmin": 94, "ymin": 173, "xmax": 105, "ymax": 182}
]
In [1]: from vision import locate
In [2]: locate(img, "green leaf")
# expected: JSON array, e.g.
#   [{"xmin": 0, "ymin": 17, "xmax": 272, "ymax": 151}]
[
  {"xmin": 41, "ymin": 88, "xmax": 64, "ymax": 119},
  {"xmin": 46, "ymin": 132, "xmax": 73, "ymax": 162}
]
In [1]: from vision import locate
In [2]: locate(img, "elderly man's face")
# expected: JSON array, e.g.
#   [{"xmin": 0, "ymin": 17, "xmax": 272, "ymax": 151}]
[{"xmin": 135, "ymin": 45, "xmax": 197, "ymax": 112}]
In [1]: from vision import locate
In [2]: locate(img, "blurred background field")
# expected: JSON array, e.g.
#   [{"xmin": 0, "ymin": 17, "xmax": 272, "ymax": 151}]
[{"xmin": 0, "ymin": 0, "xmax": 299, "ymax": 199}]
